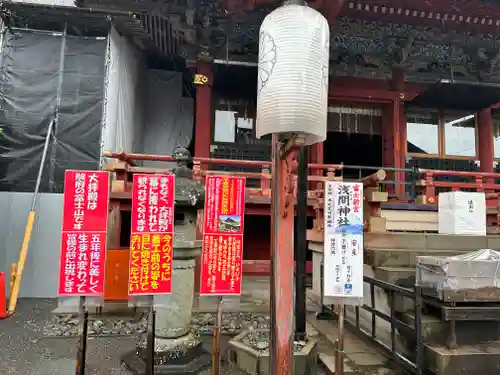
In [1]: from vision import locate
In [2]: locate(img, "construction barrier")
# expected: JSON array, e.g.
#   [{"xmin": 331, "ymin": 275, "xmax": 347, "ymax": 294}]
[{"xmin": 0, "ymin": 272, "xmax": 7, "ymax": 318}]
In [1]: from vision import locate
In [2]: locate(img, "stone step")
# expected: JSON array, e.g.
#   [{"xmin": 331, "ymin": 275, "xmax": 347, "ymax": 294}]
[
  {"xmin": 400, "ymin": 312, "xmax": 500, "ymax": 347},
  {"xmin": 365, "ymin": 232, "xmax": 500, "ymax": 251},
  {"xmin": 425, "ymin": 342, "xmax": 500, "ymax": 375},
  {"xmin": 365, "ymin": 248, "xmax": 470, "ymax": 268},
  {"xmin": 374, "ymin": 266, "xmax": 416, "ymax": 285},
  {"xmin": 318, "ymin": 353, "xmax": 357, "ymax": 375}
]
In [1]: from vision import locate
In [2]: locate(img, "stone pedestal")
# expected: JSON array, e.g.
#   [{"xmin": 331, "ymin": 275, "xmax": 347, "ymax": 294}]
[
  {"xmin": 227, "ymin": 329, "xmax": 318, "ymax": 375},
  {"xmin": 122, "ymin": 212, "xmax": 211, "ymax": 375}
]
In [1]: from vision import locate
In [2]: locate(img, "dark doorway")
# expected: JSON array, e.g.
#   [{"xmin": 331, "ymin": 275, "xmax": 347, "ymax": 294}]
[{"xmin": 323, "ymin": 132, "xmax": 383, "ymax": 179}]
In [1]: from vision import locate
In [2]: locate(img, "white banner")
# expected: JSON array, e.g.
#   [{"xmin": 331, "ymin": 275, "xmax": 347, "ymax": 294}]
[{"xmin": 323, "ymin": 181, "xmax": 364, "ymax": 298}]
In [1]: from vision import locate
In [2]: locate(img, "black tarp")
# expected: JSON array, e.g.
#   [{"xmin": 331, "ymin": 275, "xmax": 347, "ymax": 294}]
[{"xmin": 0, "ymin": 29, "xmax": 106, "ymax": 193}]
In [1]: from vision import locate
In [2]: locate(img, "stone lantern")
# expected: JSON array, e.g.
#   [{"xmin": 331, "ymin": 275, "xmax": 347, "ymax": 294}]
[{"xmin": 122, "ymin": 147, "xmax": 210, "ymax": 375}]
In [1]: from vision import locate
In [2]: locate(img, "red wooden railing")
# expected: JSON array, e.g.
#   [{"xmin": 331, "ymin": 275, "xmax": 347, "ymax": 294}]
[
  {"xmin": 104, "ymin": 151, "xmax": 500, "ymax": 205},
  {"xmin": 103, "ymin": 151, "xmax": 500, "ymax": 278},
  {"xmin": 416, "ymin": 169, "xmax": 500, "ymax": 204}
]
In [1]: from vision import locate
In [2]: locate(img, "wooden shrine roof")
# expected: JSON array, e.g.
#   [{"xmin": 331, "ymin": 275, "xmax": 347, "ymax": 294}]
[{"xmin": 67, "ymin": 0, "xmax": 500, "ymax": 83}]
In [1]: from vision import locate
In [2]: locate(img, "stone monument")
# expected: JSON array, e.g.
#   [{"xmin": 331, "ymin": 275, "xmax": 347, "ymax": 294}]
[{"xmin": 122, "ymin": 147, "xmax": 210, "ymax": 375}]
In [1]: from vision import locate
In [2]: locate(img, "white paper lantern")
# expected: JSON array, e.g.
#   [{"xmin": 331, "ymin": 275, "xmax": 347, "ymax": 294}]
[{"xmin": 256, "ymin": 4, "xmax": 330, "ymax": 145}]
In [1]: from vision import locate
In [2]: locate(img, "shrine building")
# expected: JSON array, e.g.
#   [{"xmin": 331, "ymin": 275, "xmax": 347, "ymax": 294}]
[
  {"xmin": 3, "ymin": 0, "xmax": 500, "ymax": 284},
  {"xmin": 186, "ymin": 0, "xmax": 500, "ymax": 270}
]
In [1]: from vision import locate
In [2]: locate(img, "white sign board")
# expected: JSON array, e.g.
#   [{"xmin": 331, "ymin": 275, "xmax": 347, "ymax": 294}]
[{"xmin": 323, "ymin": 181, "xmax": 364, "ymax": 298}]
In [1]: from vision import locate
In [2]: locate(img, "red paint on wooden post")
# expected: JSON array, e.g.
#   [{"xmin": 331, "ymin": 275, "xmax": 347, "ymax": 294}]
[
  {"xmin": 397, "ymin": 101, "xmax": 407, "ymax": 198},
  {"xmin": 309, "ymin": 142, "xmax": 324, "ymax": 190},
  {"xmin": 391, "ymin": 68, "xmax": 406, "ymax": 199},
  {"xmin": 270, "ymin": 144, "xmax": 297, "ymax": 375},
  {"xmin": 194, "ymin": 61, "xmax": 213, "ymax": 162},
  {"xmin": 382, "ymin": 104, "xmax": 395, "ymax": 195},
  {"xmin": 193, "ymin": 61, "xmax": 213, "ymax": 292},
  {"xmin": 478, "ymin": 108, "xmax": 494, "ymax": 186}
]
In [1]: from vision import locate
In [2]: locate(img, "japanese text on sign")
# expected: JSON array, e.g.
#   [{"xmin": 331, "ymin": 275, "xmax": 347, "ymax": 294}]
[
  {"xmin": 128, "ymin": 174, "xmax": 175, "ymax": 295},
  {"xmin": 131, "ymin": 175, "xmax": 174, "ymax": 233},
  {"xmin": 128, "ymin": 233, "xmax": 173, "ymax": 295},
  {"xmin": 58, "ymin": 170, "xmax": 110, "ymax": 296},
  {"xmin": 323, "ymin": 181, "xmax": 364, "ymax": 298},
  {"xmin": 200, "ymin": 176, "xmax": 246, "ymax": 296}
]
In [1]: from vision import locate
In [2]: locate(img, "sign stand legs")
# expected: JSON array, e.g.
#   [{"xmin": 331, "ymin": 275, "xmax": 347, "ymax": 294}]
[
  {"xmin": 146, "ymin": 297, "xmax": 156, "ymax": 375},
  {"xmin": 316, "ymin": 261, "xmax": 335, "ymax": 321},
  {"xmin": 335, "ymin": 302, "xmax": 345, "ymax": 375},
  {"xmin": 212, "ymin": 296, "xmax": 223, "ymax": 375},
  {"xmin": 75, "ymin": 296, "xmax": 89, "ymax": 375}
]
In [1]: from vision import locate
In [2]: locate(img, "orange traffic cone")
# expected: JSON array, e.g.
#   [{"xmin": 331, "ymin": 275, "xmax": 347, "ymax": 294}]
[{"xmin": 0, "ymin": 272, "xmax": 8, "ymax": 319}]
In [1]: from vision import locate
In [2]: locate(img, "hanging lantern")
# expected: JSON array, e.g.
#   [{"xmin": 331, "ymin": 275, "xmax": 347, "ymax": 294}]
[{"xmin": 255, "ymin": 4, "xmax": 330, "ymax": 145}]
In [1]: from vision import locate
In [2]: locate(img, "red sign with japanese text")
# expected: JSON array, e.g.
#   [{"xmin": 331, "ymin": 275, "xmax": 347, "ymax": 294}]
[
  {"xmin": 58, "ymin": 170, "xmax": 110, "ymax": 296},
  {"xmin": 200, "ymin": 176, "xmax": 246, "ymax": 295},
  {"xmin": 128, "ymin": 174, "xmax": 175, "ymax": 295}
]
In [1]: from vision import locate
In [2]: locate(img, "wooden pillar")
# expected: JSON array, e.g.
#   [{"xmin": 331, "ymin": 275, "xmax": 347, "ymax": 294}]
[
  {"xmin": 478, "ymin": 108, "xmax": 494, "ymax": 184},
  {"xmin": 193, "ymin": 60, "xmax": 212, "ymax": 294},
  {"xmin": 381, "ymin": 108, "xmax": 394, "ymax": 169},
  {"xmin": 382, "ymin": 104, "xmax": 395, "ymax": 195},
  {"xmin": 398, "ymin": 101, "xmax": 407, "ymax": 198},
  {"xmin": 311, "ymin": 142, "xmax": 324, "ymax": 165},
  {"xmin": 194, "ymin": 61, "xmax": 213, "ymax": 159},
  {"xmin": 309, "ymin": 141, "xmax": 324, "ymax": 191},
  {"xmin": 390, "ymin": 67, "xmax": 406, "ymax": 199},
  {"xmin": 382, "ymin": 98, "xmax": 406, "ymax": 197}
]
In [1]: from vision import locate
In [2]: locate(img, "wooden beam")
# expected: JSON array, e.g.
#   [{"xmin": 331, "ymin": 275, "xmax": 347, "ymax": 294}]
[{"xmin": 243, "ymin": 260, "xmax": 313, "ymax": 275}]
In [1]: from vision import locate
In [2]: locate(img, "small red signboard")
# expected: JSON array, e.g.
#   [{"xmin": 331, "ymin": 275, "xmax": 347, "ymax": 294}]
[
  {"xmin": 128, "ymin": 174, "xmax": 175, "ymax": 295},
  {"xmin": 200, "ymin": 176, "xmax": 246, "ymax": 295},
  {"xmin": 58, "ymin": 170, "xmax": 110, "ymax": 296}
]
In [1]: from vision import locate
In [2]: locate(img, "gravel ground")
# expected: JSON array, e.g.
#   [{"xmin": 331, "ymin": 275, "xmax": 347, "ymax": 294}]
[
  {"xmin": 0, "ymin": 299, "xmax": 329, "ymax": 375},
  {"xmin": 239, "ymin": 329, "xmax": 305, "ymax": 352},
  {"xmin": 43, "ymin": 311, "xmax": 271, "ymax": 337}
]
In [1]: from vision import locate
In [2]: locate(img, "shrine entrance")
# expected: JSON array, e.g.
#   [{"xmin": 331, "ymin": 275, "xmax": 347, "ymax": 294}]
[{"xmin": 323, "ymin": 106, "xmax": 383, "ymax": 179}]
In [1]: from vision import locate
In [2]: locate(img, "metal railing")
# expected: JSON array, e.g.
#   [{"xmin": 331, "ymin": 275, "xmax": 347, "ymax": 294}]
[
  {"xmin": 354, "ymin": 277, "xmax": 424, "ymax": 375},
  {"xmin": 318, "ymin": 262, "xmax": 424, "ymax": 375}
]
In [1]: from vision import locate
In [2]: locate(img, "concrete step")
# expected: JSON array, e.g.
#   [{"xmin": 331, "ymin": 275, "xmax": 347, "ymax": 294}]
[
  {"xmin": 374, "ymin": 267, "xmax": 415, "ymax": 285},
  {"xmin": 425, "ymin": 342, "xmax": 500, "ymax": 375},
  {"xmin": 365, "ymin": 248, "xmax": 471, "ymax": 268},
  {"xmin": 318, "ymin": 353, "xmax": 357, "ymax": 375},
  {"xmin": 365, "ymin": 232, "xmax": 500, "ymax": 251},
  {"xmin": 401, "ymin": 311, "xmax": 500, "ymax": 347}
]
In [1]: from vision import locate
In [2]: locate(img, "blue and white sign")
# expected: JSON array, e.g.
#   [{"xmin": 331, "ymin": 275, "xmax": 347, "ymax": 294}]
[{"xmin": 323, "ymin": 181, "xmax": 364, "ymax": 298}]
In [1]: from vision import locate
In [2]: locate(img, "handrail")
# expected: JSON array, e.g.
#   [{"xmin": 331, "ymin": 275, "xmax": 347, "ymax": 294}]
[
  {"xmin": 416, "ymin": 168, "xmax": 500, "ymax": 204},
  {"xmin": 418, "ymin": 168, "xmax": 500, "ymax": 178},
  {"xmin": 104, "ymin": 150, "xmax": 500, "ymax": 212},
  {"xmin": 318, "ymin": 273, "xmax": 424, "ymax": 375},
  {"xmin": 103, "ymin": 151, "xmax": 412, "ymax": 174}
]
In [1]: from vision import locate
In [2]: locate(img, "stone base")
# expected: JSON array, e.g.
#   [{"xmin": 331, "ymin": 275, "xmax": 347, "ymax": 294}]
[
  {"xmin": 53, "ymin": 300, "xmax": 142, "ymax": 316},
  {"xmin": 121, "ymin": 341, "xmax": 211, "ymax": 375},
  {"xmin": 402, "ymin": 311, "xmax": 500, "ymax": 347},
  {"xmin": 227, "ymin": 329, "xmax": 318, "ymax": 375},
  {"xmin": 425, "ymin": 342, "xmax": 500, "ymax": 375}
]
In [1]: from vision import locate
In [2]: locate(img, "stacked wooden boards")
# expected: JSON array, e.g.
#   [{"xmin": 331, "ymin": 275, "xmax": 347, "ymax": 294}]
[{"xmin": 378, "ymin": 203, "xmax": 500, "ymax": 234}]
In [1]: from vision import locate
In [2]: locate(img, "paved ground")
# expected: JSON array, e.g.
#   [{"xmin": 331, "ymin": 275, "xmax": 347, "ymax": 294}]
[
  {"xmin": 0, "ymin": 299, "xmax": 134, "ymax": 375},
  {"xmin": 0, "ymin": 298, "xmax": 328, "ymax": 375},
  {"xmin": 0, "ymin": 277, "xmax": 408, "ymax": 375}
]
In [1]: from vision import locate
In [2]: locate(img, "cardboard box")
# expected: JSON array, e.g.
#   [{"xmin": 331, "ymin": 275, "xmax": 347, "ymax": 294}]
[{"xmin": 438, "ymin": 192, "xmax": 486, "ymax": 235}]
